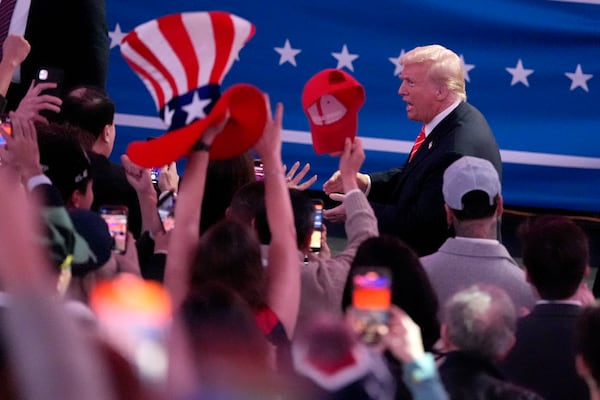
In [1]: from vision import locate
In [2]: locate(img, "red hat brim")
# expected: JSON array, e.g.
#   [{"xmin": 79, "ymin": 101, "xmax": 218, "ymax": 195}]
[{"xmin": 126, "ymin": 83, "xmax": 267, "ymax": 167}]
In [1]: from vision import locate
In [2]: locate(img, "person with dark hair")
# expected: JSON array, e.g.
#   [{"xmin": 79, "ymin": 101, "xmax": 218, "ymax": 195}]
[
  {"xmin": 501, "ymin": 215, "xmax": 591, "ymax": 400},
  {"xmin": 342, "ymin": 235, "xmax": 440, "ymax": 351},
  {"xmin": 59, "ymin": 85, "xmax": 142, "ymax": 238},
  {"xmin": 323, "ymin": 44, "xmax": 501, "ymax": 257},
  {"xmin": 36, "ymin": 121, "xmax": 94, "ymax": 209},
  {"xmin": 575, "ymin": 301, "xmax": 600, "ymax": 400},
  {"xmin": 439, "ymin": 285, "xmax": 543, "ymax": 400},
  {"xmin": 200, "ymin": 151, "xmax": 256, "ymax": 234},
  {"xmin": 341, "ymin": 235, "xmax": 441, "ymax": 400},
  {"xmin": 164, "ymin": 102, "xmax": 299, "ymax": 370},
  {"xmin": 421, "ymin": 156, "xmax": 535, "ymax": 319},
  {"xmin": 169, "ymin": 283, "xmax": 275, "ymax": 399},
  {"xmin": 230, "ymin": 138, "xmax": 379, "ymax": 332}
]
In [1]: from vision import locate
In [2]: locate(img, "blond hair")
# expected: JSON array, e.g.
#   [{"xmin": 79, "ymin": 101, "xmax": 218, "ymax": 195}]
[{"xmin": 401, "ymin": 44, "xmax": 467, "ymax": 102}]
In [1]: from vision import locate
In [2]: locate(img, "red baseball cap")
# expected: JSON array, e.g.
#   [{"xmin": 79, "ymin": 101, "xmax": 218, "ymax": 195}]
[{"xmin": 302, "ymin": 69, "xmax": 365, "ymax": 155}]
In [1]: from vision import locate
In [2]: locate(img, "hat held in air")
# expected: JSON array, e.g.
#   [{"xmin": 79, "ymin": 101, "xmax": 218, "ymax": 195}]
[
  {"xmin": 302, "ymin": 69, "xmax": 365, "ymax": 155},
  {"xmin": 120, "ymin": 11, "xmax": 267, "ymax": 167}
]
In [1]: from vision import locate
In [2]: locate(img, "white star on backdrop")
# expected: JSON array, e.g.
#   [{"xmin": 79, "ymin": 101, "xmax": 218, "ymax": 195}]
[
  {"xmin": 182, "ymin": 92, "xmax": 212, "ymax": 124},
  {"xmin": 565, "ymin": 64, "xmax": 593, "ymax": 92},
  {"xmin": 506, "ymin": 59, "xmax": 534, "ymax": 87},
  {"xmin": 274, "ymin": 39, "xmax": 302, "ymax": 67},
  {"xmin": 108, "ymin": 23, "xmax": 127, "ymax": 49},
  {"xmin": 332, "ymin": 45, "xmax": 359, "ymax": 72},
  {"xmin": 459, "ymin": 55, "xmax": 475, "ymax": 82},
  {"xmin": 388, "ymin": 50, "xmax": 405, "ymax": 76}
]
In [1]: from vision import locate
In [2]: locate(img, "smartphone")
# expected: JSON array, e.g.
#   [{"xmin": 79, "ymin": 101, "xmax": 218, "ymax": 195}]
[
  {"xmin": 34, "ymin": 67, "xmax": 64, "ymax": 98},
  {"xmin": 253, "ymin": 159, "xmax": 264, "ymax": 181},
  {"xmin": 0, "ymin": 115, "xmax": 11, "ymax": 146},
  {"xmin": 99, "ymin": 205, "xmax": 129, "ymax": 254},
  {"xmin": 351, "ymin": 267, "xmax": 391, "ymax": 345},
  {"xmin": 157, "ymin": 191, "xmax": 176, "ymax": 232},
  {"xmin": 310, "ymin": 199, "xmax": 324, "ymax": 253},
  {"xmin": 150, "ymin": 167, "xmax": 161, "ymax": 184}
]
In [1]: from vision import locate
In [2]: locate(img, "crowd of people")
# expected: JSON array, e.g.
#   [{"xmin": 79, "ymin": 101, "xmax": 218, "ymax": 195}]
[{"xmin": 0, "ymin": 10, "xmax": 599, "ymax": 399}]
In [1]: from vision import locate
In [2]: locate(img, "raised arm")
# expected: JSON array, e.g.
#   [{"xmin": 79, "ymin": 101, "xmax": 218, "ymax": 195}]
[
  {"xmin": 255, "ymin": 102, "xmax": 300, "ymax": 336},
  {"xmin": 164, "ymin": 119, "xmax": 226, "ymax": 308}
]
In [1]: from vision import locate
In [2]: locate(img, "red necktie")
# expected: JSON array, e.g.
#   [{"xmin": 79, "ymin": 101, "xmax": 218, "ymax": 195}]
[
  {"xmin": 0, "ymin": 0, "xmax": 17, "ymax": 61},
  {"xmin": 408, "ymin": 125, "xmax": 426, "ymax": 162}
]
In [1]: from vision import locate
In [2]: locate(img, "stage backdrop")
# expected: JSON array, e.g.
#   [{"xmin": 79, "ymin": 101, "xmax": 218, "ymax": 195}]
[{"xmin": 105, "ymin": 0, "xmax": 600, "ymax": 212}]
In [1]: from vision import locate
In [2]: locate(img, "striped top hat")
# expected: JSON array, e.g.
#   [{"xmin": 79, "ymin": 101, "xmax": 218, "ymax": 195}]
[{"xmin": 120, "ymin": 11, "xmax": 267, "ymax": 167}]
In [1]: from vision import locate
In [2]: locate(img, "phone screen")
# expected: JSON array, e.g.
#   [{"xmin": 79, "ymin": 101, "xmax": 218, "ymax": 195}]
[
  {"xmin": 157, "ymin": 191, "xmax": 176, "ymax": 232},
  {"xmin": 100, "ymin": 206, "xmax": 128, "ymax": 254},
  {"xmin": 310, "ymin": 200, "xmax": 323, "ymax": 252},
  {"xmin": 0, "ymin": 116, "xmax": 12, "ymax": 146}
]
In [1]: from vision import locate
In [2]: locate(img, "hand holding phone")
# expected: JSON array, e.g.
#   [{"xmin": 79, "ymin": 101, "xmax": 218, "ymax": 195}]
[
  {"xmin": 34, "ymin": 67, "xmax": 64, "ymax": 99},
  {"xmin": 99, "ymin": 205, "xmax": 129, "ymax": 254},
  {"xmin": 351, "ymin": 268, "xmax": 391, "ymax": 345}
]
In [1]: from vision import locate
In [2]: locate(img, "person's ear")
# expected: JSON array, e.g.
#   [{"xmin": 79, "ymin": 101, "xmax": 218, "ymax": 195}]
[
  {"xmin": 445, "ymin": 204, "xmax": 454, "ymax": 227},
  {"xmin": 101, "ymin": 124, "xmax": 111, "ymax": 143},
  {"xmin": 440, "ymin": 323, "xmax": 452, "ymax": 351},
  {"xmin": 496, "ymin": 195, "xmax": 504, "ymax": 216},
  {"xmin": 436, "ymin": 85, "xmax": 449, "ymax": 101},
  {"xmin": 69, "ymin": 189, "xmax": 83, "ymax": 209}
]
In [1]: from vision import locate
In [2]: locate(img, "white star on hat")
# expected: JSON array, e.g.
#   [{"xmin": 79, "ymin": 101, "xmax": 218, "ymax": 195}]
[
  {"xmin": 108, "ymin": 23, "xmax": 127, "ymax": 49},
  {"xmin": 274, "ymin": 39, "xmax": 302, "ymax": 67},
  {"xmin": 332, "ymin": 45, "xmax": 359, "ymax": 72},
  {"xmin": 388, "ymin": 50, "xmax": 405, "ymax": 76},
  {"xmin": 565, "ymin": 64, "xmax": 593, "ymax": 92},
  {"xmin": 182, "ymin": 92, "xmax": 212, "ymax": 125},
  {"xmin": 506, "ymin": 59, "xmax": 534, "ymax": 87}
]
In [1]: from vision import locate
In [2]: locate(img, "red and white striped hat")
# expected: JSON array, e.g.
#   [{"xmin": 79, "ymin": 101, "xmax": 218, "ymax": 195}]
[{"xmin": 120, "ymin": 11, "xmax": 267, "ymax": 167}]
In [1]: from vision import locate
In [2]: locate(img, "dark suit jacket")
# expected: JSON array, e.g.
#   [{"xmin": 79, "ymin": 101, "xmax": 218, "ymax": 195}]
[
  {"xmin": 440, "ymin": 351, "xmax": 543, "ymax": 400},
  {"xmin": 368, "ymin": 102, "xmax": 501, "ymax": 256},
  {"xmin": 501, "ymin": 303, "xmax": 589, "ymax": 400},
  {"xmin": 88, "ymin": 152, "xmax": 142, "ymax": 239},
  {"xmin": 6, "ymin": 0, "xmax": 109, "ymax": 110}
]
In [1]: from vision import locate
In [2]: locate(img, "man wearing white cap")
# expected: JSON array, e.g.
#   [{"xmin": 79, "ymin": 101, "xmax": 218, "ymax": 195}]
[{"xmin": 421, "ymin": 156, "xmax": 536, "ymax": 319}]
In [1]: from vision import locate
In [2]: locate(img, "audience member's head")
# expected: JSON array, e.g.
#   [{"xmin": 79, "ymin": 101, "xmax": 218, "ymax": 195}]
[
  {"xmin": 191, "ymin": 218, "xmax": 266, "ymax": 310},
  {"xmin": 59, "ymin": 85, "xmax": 116, "ymax": 157},
  {"xmin": 576, "ymin": 301, "xmax": 600, "ymax": 393},
  {"xmin": 37, "ymin": 122, "xmax": 94, "ymax": 209},
  {"xmin": 342, "ymin": 235, "xmax": 440, "ymax": 350},
  {"xmin": 442, "ymin": 155, "xmax": 502, "ymax": 238},
  {"xmin": 256, "ymin": 188, "xmax": 315, "ymax": 250},
  {"xmin": 200, "ymin": 151, "xmax": 256, "ymax": 234},
  {"xmin": 443, "ymin": 284, "xmax": 516, "ymax": 361},
  {"xmin": 179, "ymin": 283, "xmax": 272, "ymax": 395},
  {"xmin": 519, "ymin": 215, "xmax": 588, "ymax": 300},
  {"xmin": 227, "ymin": 181, "xmax": 265, "ymax": 226}
]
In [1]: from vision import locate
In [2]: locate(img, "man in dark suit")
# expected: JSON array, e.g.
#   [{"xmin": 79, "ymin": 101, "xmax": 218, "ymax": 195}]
[
  {"xmin": 5, "ymin": 0, "xmax": 109, "ymax": 110},
  {"xmin": 501, "ymin": 215, "xmax": 591, "ymax": 400},
  {"xmin": 58, "ymin": 85, "xmax": 142, "ymax": 239},
  {"xmin": 324, "ymin": 44, "xmax": 501, "ymax": 256}
]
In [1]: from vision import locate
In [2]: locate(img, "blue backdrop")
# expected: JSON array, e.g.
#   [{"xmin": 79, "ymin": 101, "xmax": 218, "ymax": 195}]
[{"xmin": 105, "ymin": 0, "xmax": 600, "ymax": 212}]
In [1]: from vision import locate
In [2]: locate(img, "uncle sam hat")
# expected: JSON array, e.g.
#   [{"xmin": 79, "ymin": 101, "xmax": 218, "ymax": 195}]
[
  {"xmin": 120, "ymin": 11, "xmax": 267, "ymax": 167},
  {"xmin": 302, "ymin": 69, "xmax": 365, "ymax": 155}
]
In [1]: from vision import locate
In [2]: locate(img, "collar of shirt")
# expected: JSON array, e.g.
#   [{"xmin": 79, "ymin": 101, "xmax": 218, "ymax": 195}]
[
  {"xmin": 423, "ymin": 99, "xmax": 462, "ymax": 137},
  {"xmin": 453, "ymin": 236, "xmax": 499, "ymax": 245},
  {"xmin": 536, "ymin": 299, "xmax": 582, "ymax": 306}
]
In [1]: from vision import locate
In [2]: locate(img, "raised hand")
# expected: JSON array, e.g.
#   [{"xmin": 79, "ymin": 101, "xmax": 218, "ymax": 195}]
[
  {"xmin": 284, "ymin": 161, "xmax": 317, "ymax": 191},
  {"xmin": 14, "ymin": 81, "xmax": 62, "ymax": 124}
]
